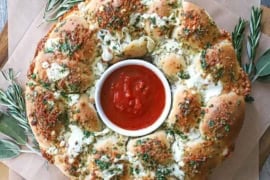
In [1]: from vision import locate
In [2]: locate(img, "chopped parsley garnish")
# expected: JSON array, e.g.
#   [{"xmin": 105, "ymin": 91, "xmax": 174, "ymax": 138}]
[
  {"xmin": 178, "ymin": 71, "xmax": 190, "ymax": 79},
  {"xmin": 68, "ymin": 84, "xmax": 79, "ymax": 92},
  {"xmin": 44, "ymin": 37, "xmax": 81, "ymax": 56},
  {"xmin": 39, "ymin": 81, "xmax": 50, "ymax": 89},
  {"xmin": 189, "ymin": 160, "xmax": 200, "ymax": 169},
  {"xmin": 150, "ymin": 17, "xmax": 157, "ymax": 25},
  {"xmin": 183, "ymin": 27, "xmax": 190, "ymax": 35},
  {"xmin": 156, "ymin": 167, "xmax": 172, "ymax": 180},
  {"xmin": 58, "ymin": 111, "xmax": 68, "ymax": 123},
  {"xmin": 208, "ymin": 120, "xmax": 215, "ymax": 128},
  {"xmin": 136, "ymin": 139, "xmax": 143, "ymax": 146},
  {"xmin": 224, "ymin": 124, "xmax": 230, "ymax": 132},
  {"xmin": 60, "ymin": 39, "xmax": 81, "ymax": 56},
  {"xmin": 142, "ymin": 153, "xmax": 150, "ymax": 162},
  {"xmin": 200, "ymin": 49, "xmax": 208, "ymax": 70},
  {"xmin": 83, "ymin": 130, "xmax": 93, "ymax": 137},
  {"xmin": 214, "ymin": 68, "xmax": 224, "ymax": 80},
  {"xmin": 95, "ymin": 159, "xmax": 111, "ymax": 171},
  {"xmin": 166, "ymin": 128, "xmax": 188, "ymax": 140},
  {"xmin": 130, "ymin": 166, "xmax": 140, "ymax": 175},
  {"xmin": 44, "ymin": 47, "xmax": 55, "ymax": 53},
  {"xmin": 31, "ymin": 73, "xmax": 37, "ymax": 79},
  {"xmin": 60, "ymin": 91, "xmax": 68, "ymax": 98}
]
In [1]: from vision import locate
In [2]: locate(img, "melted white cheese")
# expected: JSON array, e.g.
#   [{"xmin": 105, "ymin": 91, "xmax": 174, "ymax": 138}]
[
  {"xmin": 187, "ymin": 128, "xmax": 201, "ymax": 141},
  {"xmin": 185, "ymin": 57, "xmax": 223, "ymax": 103},
  {"xmin": 46, "ymin": 146, "xmax": 58, "ymax": 155},
  {"xmin": 103, "ymin": 163, "xmax": 124, "ymax": 180},
  {"xmin": 86, "ymin": 86, "xmax": 96, "ymax": 101},
  {"xmin": 203, "ymin": 81, "xmax": 223, "ymax": 102},
  {"xmin": 169, "ymin": 163, "xmax": 185, "ymax": 179},
  {"xmin": 44, "ymin": 38, "xmax": 60, "ymax": 52},
  {"xmin": 95, "ymin": 155, "xmax": 125, "ymax": 179},
  {"xmin": 98, "ymin": 27, "xmax": 155, "ymax": 62},
  {"xmin": 41, "ymin": 61, "xmax": 49, "ymax": 69},
  {"xmin": 67, "ymin": 125, "xmax": 94, "ymax": 158},
  {"xmin": 130, "ymin": 11, "xmax": 179, "ymax": 29},
  {"xmin": 140, "ymin": 0, "xmax": 154, "ymax": 5},
  {"xmin": 93, "ymin": 60, "xmax": 108, "ymax": 78},
  {"xmin": 53, "ymin": 91, "xmax": 61, "ymax": 99},
  {"xmin": 127, "ymin": 152, "xmax": 148, "ymax": 177},
  {"xmin": 67, "ymin": 94, "xmax": 80, "ymax": 106},
  {"xmin": 163, "ymin": 39, "xmax": 180, "ymax": 52},
  {"xmin": 172, "ymin": 139, "xmax": 184, "ymax": 163},
  {"xmin": 159, "ymin": 39, "xmax": 183, "ymax": 54},
  {"xmin": 98, "ymin": 28, "xmax": 131, "ymax": 61},
  {"xmin": 94, "ymin": 128, "xmax": 111, "ymax": 136},
  {"xmin": 46, "ymin": 63, "xmax": 70, "ymax": 82}
]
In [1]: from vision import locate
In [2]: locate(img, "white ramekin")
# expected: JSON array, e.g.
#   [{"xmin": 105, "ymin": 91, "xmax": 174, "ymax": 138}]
[{"xmin": 95, "ymin": 59, "xmax": 171, "ymax": 137}]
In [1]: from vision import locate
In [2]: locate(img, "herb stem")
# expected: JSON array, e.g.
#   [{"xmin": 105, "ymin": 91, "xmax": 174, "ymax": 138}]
[
  {"xmin": 25, "ymin": 143, "xmax": 42, "ymax": 156},
  {"xmin": 246, "ymin": 7, "xmax": 262, "ymax": 78},
  {"xmin": 44, "ymin": 0, "xmax": 83, "ymax": 22},
  {"xmin": 232, "ymin": 18, "xmax": 246, "ymax": 65},
  {"xmin": 0, "ymin": 69, "xmax": 39, "ymax": 152},
  {"xmin": 20, "ymin": 150, "xmax": 39, "ymax": 155}
]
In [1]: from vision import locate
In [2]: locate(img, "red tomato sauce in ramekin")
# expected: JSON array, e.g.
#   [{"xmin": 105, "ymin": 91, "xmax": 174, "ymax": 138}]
[{"xmin": 100, "ymin": 65, "xmax": 165, "ymax": 130}]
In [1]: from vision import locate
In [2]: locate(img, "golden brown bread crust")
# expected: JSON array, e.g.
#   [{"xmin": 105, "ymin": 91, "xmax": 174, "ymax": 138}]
[
  {"xmin": 25, "ymin": 83, "xmax": 66, "ymax": 146},
  {"xmin": 127, "ymin": 131, "xmax": 173, "ymax": 166},
  {"xmin": 168, "ymin": 89, "xmax": 202, "ymax": 133},
  {"xmin": 182, "ymin": 140, "xmax": 225, "ymax": 180},
  {"xmin": 157, "ymin": 53, "xmax": 186, "ymax": 81},
  {"xmin": 172, "ymin": 1, "xmax": 221, "ymax": 49},
  {"xmin": 200, "ymin": 92, "xmax": 245, "ymax": 145},
  {"xmin": 69, "ymin": 94, "xmax": 102, "ymax": 132},
  {"xmin": 26, "ymin": 0, "xmax": 251, "ymax": 179}
]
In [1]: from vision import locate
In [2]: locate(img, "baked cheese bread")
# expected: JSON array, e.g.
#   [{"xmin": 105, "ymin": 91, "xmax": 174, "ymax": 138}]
[{"xmin": 25, "ymin": 0, "xmax": 251, "ymax": 179}]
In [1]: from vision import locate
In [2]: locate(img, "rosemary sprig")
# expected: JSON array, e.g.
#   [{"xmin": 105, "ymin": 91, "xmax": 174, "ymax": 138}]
[
  {"xmin": 44, "ymin": 0, "xmax": 83, "ymax": 22},
  {"xmin": 245, "ymin": 7, "xmax": 263, "ymax": 78},
  {"xmin": 0, "ymin": 69, "xmax": 39, "ymax": 150},
  {"xmin": 232, "ymin": 18, "xmax": 246, "ymax": 64},
  {"xmin": 232, "ymin": 7, "xmax": 270, "ymax": 103},
  {"xmin": 0, "ymin": 69, "xmax": 30, "ymax": 133}
]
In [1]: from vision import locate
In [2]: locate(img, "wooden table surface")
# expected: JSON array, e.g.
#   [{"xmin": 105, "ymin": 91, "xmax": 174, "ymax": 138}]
[{"xmin": 1, "ymin": 2, "xmax": 270, "ymax": 180}]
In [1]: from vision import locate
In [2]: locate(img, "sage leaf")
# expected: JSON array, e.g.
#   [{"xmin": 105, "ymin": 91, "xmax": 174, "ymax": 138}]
[
  {"xmin": 255, "ymin": 49, "xmax": 270, "ymax": 77},
  {"xmin": 0, "ymin": 139, "xmax": 21, "ymax": 160},
  {"xmin": 0, "ymin": 113, "xmax": 27, "ymax": 145},
  {"xmin": 44, "ymin": 0, "xmax": 83, "ymax": 22},
  {"xmin": 258, "ymin": 75, "xmax": 270, "ymax": 82}
]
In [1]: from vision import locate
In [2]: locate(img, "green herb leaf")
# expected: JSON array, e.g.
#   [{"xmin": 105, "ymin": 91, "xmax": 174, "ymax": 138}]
[
  {"xmin": 245, "ymin": 94, "xmax": 255, "ymax": 103},
  {"xmin": 232, "ymin": 18, "xmax": 246, "ymax": 64},
  {"xmin": 178, "ymin": 71, "xmax": 190, "ymax": 79},
  {"xmin": 0, "ymin": 69, "xmax": 39, "ymax": 151},
  {"xmin": 0, "ymin": 70, "xmax": 31, "ymax": 133},
  {"xmin": 246, "ymin": 7, "xmax": 262, "ymax": 78},
  {"xmin": 0, "ymin": 139, "xmax": 21, "ymax": 160},
  {"xmin": 253, "ymin": 49, "xmax": 270, "ymax": 81},
  {"xmin": 200, "ymin": 49, "xmax": 208, "ymax": 70},
  {"xmin": 44, "ymin": 0, "xmax": 83, "ymax": 22},
  {"xmin": 0, "ymin": 113, "xmax": 27, "ymax": 145},
  {"xmin": 95, "ymin": 159, "xmax": 111, "ymax": 171}
]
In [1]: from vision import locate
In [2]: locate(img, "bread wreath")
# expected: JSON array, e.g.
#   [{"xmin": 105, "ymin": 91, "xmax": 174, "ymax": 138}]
[{"xmin": 25, "ymin": 0, "xmax": 251, "ymax": 179}]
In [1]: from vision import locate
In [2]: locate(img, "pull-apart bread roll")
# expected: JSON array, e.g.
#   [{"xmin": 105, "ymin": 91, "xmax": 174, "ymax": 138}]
[{"xmin": 26, "ymin": 0, "xmax": 250, "ymax": 179}]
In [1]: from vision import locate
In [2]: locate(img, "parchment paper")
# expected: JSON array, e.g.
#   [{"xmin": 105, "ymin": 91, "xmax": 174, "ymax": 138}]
[{"xmin": 2, "ymin": 0, "xmax": 269, "ymax": 179}]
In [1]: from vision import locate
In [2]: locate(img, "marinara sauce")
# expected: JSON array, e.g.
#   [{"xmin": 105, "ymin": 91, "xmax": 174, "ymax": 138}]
[{"xmin": 100, "ymin": 65, "xmax": 165, "ymax": 130}]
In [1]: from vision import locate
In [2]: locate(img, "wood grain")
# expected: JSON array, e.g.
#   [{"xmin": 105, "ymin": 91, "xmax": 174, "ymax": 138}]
[
  {"xmin": 0, "ymin": 163, "xmax": 8, "ymax": 180},
  {"xmin": 259, "ymin": 5, "xmax": 270, "ymax": 170},
  {"xmin": 262, "ymin": 6, "xmax": 270, "ymax": 36},
  {"xmin": 0, "ymin": 23, "xmax": 8, "ymax": 68},
  {"xmin": 260, "ymin": 126, "xmax": 270, "ymax": 169}
]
